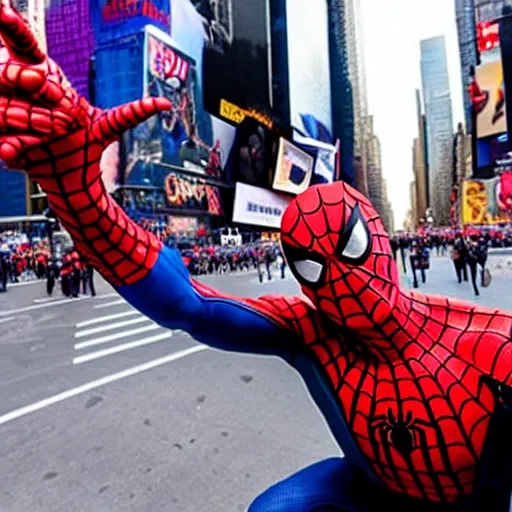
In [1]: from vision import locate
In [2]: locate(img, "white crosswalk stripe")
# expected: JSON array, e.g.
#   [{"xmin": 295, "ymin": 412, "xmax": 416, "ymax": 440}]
[
  {"xmin": 75, "ymin": 316, "xmax": 148, "ymax": 339},
  {"xmin": 73, "ymin": 332, "xmax": 173, "ymax": 365},
  {"xmin": 72, "ymin": 301, "xmax": 182, "ymax": 365},
  {"xmin": 93, "ymin": 299, "xmax": 126, "ymax": 309},
  {"xmin": 76, "ymin": 310, "xmax": 139, "ymax": 328},
  {"xmin": 75, "ymin": 324, "xmax": 160, "ymax": 350}
]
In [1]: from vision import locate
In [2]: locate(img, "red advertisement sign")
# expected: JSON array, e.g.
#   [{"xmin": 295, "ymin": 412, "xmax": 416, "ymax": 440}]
[
  {"xmin": 164, "ymin": 174, "xmax": 224, "ymax": 216},
  {"xmin": 477, "ymin": 22, "xmax": 500, "ymax": 53}
]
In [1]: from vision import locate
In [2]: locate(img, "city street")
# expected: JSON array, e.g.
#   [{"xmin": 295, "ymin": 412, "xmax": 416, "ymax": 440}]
[{"xmin": 0, "ymin": 253, "xmax": 511, "ymax": 512}]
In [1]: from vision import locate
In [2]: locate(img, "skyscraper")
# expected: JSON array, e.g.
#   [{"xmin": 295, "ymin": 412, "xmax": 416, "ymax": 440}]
[
  {"xmin": 343, "ymin": 0, "xmax": 371, "ymax": 196},
  {"xmin": 420, "ymin": 36, "xmax": 454, "ymax": 226},
  {"xmin": 474, "ymin": 0, "xmax": 508, "ymax": 21},
  {"xmin": 327, "ymin": 0, "xmax": 356, "ymax": 186},
  {"xmin": 365, "ymin": 115, "xmax": 384, "ymax": 215},
  {"xmin": 412, "ymin": 89, "xmax": 429, "ymax": 224},
  {"xmin": 455, "ymin": 0, "xmax": 478, "ymax": 133}
]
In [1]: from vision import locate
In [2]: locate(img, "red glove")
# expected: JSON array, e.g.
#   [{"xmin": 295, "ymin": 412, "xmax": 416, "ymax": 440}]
[{"xmin": 0, "ymin": 0, "xmax": 172, "ymax": 285}]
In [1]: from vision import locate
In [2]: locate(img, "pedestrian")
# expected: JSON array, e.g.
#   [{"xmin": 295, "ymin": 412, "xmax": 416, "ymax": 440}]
[
  {"xmin": 477, "ymin": 236, "xmax": 489, "ymax": 286},
  {"xmin": 81, "ymin": 255, "xmax": 96, "ymax": 296},
  {"xmin": 71, "ymin": 250, "xmax": 81, "ymax": 297},
  {"xmin": 452, "ymin": 236, "xmax": 468, "ymax": 283},
  {"xmin": 409, "ymin": 241, "xmax": 428, "ymax": 289},
  {"xmin": 399, "ymin": 235, "xmax": 407, "ymax": 273},
  {"xmin": 390, "ymin": 236, "xmax": 399, "ymax": 262},
  {"xmin": 466, "ymin": 238, "xmax": 481, "ymax": 296}
]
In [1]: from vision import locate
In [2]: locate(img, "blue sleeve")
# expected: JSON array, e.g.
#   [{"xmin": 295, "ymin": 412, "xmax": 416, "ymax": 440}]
[{"xmin": 116, "ymin": 246, "xmax": 293, "ymax": 360}]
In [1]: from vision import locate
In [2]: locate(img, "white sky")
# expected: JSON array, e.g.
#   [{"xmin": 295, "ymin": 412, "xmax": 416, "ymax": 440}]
[{"xmin": 360, "ymin": 0, "xmax": 465, "ymax": 228}]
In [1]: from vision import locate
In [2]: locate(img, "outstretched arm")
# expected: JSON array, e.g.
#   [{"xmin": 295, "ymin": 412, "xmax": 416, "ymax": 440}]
[
  {"xmin": 117, "ymin": 245, "xmax": 302, "ymax": 358},
  {"xmin": 0, "ymin": 1, "xmax": 304, "ymax": 358}
]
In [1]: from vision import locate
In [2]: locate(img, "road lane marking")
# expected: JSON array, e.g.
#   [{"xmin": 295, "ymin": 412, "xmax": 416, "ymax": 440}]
[
  {"xmin": 74, "ymin": 324, "xmax": 160, "ymax": 350},
  {"xmin": 76, "ymin": 311, "xmax": 140, "ymax": 328},
  {"xmin": 94, "ymin": 293, "xmax": 118, "ymax": 299},
  {"xmin": 73, "ymin": 332, "xmax": 173, "ymax": 364},
  {"xmin": 0, "ymin": 316, "xmax": 16, "ymax": 324},
  {"xmin": 0, "ymin": 296, "xmax": 89, "ymax": 317},
  {"xmin": 34, "ymin": 296, "xmax": 66, "ymax": 304},
  {"xmin": 93, "ymin": 299, "xmax": 126, "ymax": 309},
  {"xmin": 0, "ymin": 345, "xmax": 208, "ymax": 427},
  {"xmin": 75, "ymin": 316, "xmax": 149, "ymax": 338},
  {"xmin": 10, "ymin": 280, "xmax": 40, "ymax": 288}
]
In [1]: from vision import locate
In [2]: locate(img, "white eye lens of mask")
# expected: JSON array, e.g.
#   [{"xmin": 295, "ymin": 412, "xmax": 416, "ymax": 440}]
[
  {"xmin": 294, "ymin": 259, "xmax": 324, "ymax": 283},
  {"xmin": 342, "ymin": 218, "xmax": 369, "ymax": 260}
]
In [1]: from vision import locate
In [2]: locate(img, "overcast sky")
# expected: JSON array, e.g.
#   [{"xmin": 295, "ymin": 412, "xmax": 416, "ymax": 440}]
[{"xmin": 360, "ymin": 0, "xmax": 465, "ymax": 228}]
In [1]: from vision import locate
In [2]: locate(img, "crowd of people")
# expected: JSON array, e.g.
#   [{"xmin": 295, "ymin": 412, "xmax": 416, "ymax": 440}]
[
  {"xmin": 0, "ymin": 232, "xmax": 96, "ymax": 297},
  {"xmin": 2, "ymin": 223, "xmax": 511, "ymax": 297},
  {"xmin": 390, "ymin": 225, "xmax": 504, "ymax": 296}
]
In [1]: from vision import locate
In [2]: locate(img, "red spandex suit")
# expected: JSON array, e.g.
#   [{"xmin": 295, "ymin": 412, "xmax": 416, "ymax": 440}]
[{"xmin": 0, "ymin": 3, "xmax": 510, "ymax": 510}]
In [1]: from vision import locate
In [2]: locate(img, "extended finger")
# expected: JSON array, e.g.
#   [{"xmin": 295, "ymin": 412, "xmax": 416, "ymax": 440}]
[
  {"xmin": 91, "ymin": 97, "xmax": 172, "ymax": 145},
  {"xmin": 0, "ymin": 0, "xmax": 45, "ymax": 64},
  {"xmin": 2, "ymin": 59, "xmax": 70, "ymax": 105},
  {"xmin": 0, "ymin": 97, "xmax": 75, "ymax": 134},
  {"xmin": 0, "ymin": 133, "xmax": 41, "ymax": 167}
]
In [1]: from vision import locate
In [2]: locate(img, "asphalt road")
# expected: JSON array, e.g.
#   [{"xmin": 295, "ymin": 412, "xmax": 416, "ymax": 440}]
[{"xmin": 0, "ymin": 253, "xmax": 511, "ymax": 512}]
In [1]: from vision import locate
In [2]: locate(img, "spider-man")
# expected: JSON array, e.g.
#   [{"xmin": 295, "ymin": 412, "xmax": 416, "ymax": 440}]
[{"xmin": 0, "ymin": 4, "xmax": 511, "ymax": 511}]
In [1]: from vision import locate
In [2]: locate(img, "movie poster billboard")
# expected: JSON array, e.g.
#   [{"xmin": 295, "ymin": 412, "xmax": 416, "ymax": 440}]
[
  {"xmin": 475, "ymin": 45, "xmax": 507, "ymax": 139},
  {"xmin": 272, "ymin": 138, "xmax": 314, "ymax": 195},
  {"xmin": 285, "ymin": 0, "xmax": 333, "ymax": 142},
  {"xmin": 123, "ymin": 25, "xmax": 235, "ymax": 188},
  {"xmin": 462, "ymin": 175, "xmax": 512, "ymax": 225},
  {"xmin": 201, "ymin": 0, "xmax": 273, "ymax": 119}
]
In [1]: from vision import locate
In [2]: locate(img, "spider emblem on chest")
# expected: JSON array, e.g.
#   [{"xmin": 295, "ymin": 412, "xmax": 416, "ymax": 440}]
[{"xmin": 371, "ymin": 408, "xmax": 423, "ymax": 458}]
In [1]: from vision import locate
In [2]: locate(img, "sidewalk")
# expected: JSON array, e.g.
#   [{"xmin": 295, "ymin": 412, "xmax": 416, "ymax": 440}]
[{"xmin": 401, "ymin": 254, "xmax": 512, "ymax": 312}]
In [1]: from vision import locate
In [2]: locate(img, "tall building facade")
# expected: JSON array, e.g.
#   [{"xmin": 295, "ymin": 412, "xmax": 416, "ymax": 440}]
[
  {"xmin": 474, "ymin": 0, "xmax": 508, "ymax": 21},
  {"xmin": 381, "ymin": 179, "xmax": 395, "ymax": 234},
  {"xmin": 412, "ymin": 89, "xmax": 429, "ymax": 225},
  {"xmin": 455, "ymin": 0, "xmax": 478, "ymax": 133},
  {"xmin": 343, "ymin": 0, "xmax": 370, "ymax": 196},
  {"xmin": 420, "ymin": 36, "xmax": 454, "ymax": 226},
  {"xmin": 328, "ymin": 0, "xmax": 356, "ymax": 186},
  {"xmin": 365, "ymin": 115, "xmax": 384, "ymax": 214}
]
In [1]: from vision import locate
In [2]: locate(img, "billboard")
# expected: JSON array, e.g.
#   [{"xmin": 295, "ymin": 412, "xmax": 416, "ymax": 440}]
[
  {"xmin": 91, "ymin": 0, "xmax": 170, "ymax": 43},
  {"xmin": 122, "ymin": 25, "xmax": 235, "ymax": 187},
  {"xmin": 201, "ymin": 0, "xmax": 272, "ymax": 118},
  {"xmin": 233, "ymin": 182, "xmax": 292, "ymax": 229},
  {"xmin": 272, "ymin": 138, "xmax": 314, "ymax": 195},
  {"xmin": 229, "ymin": 118, "xmax": 280, "ymax": 189},
  {"xmin": 475, "ymin": 57, "xmax": 507, "ymax": 139},
  {"xmin": 462, "ymin": 176, "xmax": 512, "ymax": 225},
  {"xmin": 286, "ymin": 0, "xmax": 332, "ymax": 141},
  {"xmin": 165, "ymin": 174, "xmax": 223, "ymax": 215},
  {"xmin": 474, "ymin": 24, "xmax": 507, "ymax": 141},
  {"xmin": 477, "ymin": 21, "xmax": 500, "ymax": 54},
  {"xmin": 121, "ymin": 174, "xmax": 224, "ymax": 216},
  {"xmin": 293, "ymin": 131, "xmax": 337, "ymax": 184}
]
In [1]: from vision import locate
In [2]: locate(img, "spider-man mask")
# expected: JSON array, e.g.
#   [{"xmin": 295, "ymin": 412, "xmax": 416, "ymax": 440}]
[{"xmin": 281, "ymin": 182, "xmax": 399, "ymax": 330}]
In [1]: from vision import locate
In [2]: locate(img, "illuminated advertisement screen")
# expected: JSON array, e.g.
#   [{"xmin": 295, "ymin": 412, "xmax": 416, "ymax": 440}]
[
  {"xmin": 123, "ymin": 26, "xmax": 234, "ymax": 187},
  {"xmin": 477, "ymin": 21, "xmax": 500, "ymax": 54},
  {"xmin": 286, "ymin": 0, "xmax": 332, "ymax": 142},
  {"xmin": 202, "ymin": 0, "xmax": 272, "ymax": 118},
  {"xmin": 462, "ymin": 177, "xmax": 512, "ymax": 225},
  {"xmin": 92, "ymin": 0, "xmax": 170, "ymax": 43},
  {"xmin": 475, "ymin": 56, "xmax": 507, "ymax": 139},
  {"xmin": 272, "ymin": 138, "xmax": 314, "ymax": 195}
]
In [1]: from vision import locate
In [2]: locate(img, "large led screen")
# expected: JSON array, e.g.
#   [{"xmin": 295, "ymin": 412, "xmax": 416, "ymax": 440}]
[{"xmin": 286, "ymin": 0, "xmax": 333, "ymax": 142}]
